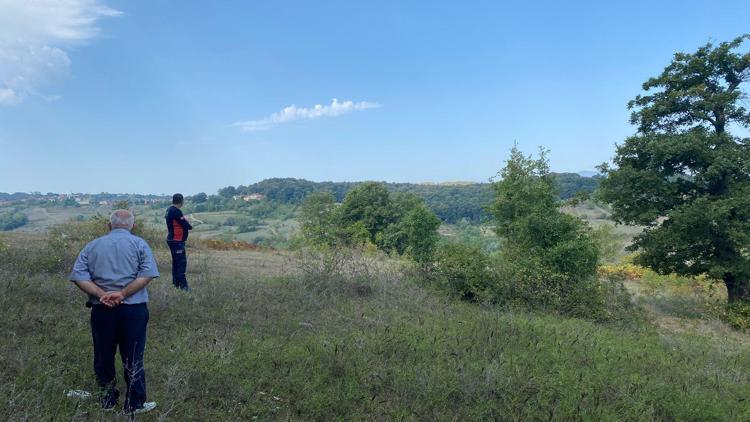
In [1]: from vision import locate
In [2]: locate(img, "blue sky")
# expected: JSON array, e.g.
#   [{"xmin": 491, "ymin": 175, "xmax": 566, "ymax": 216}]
[{"xmin": 1, "ymin": 0, "xmax": 748, "ymax": 195}]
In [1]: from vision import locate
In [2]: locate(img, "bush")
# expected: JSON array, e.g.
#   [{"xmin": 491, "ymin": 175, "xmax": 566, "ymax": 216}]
[
  {"xmin": 0, "ymin": 210, "xmax": 28, "ymax": 231},
  {"xmin": 294, "ymin": 246, "xmax": 399, "ymax": 298},
  {"xmin": 481, "ymin": 146, "xmax": 610, "ymax": 318},
  {"xmin": 487, "ymin": 253, "xmax": 636, "ymax": 321},
  {"xmin": 299, "ymin": 185, "xmax": 441, "ymax": 262},
  {"xmin": 721, "ymin": 302, "xmax": 750, "ymax": 331},
  {"xmin": 236, "ymin": 222, "xmax": 257, "ymax": 233},
  {"xmin": 432, "ymin": 243, "xmax": 494, "ymax": 301},
  {"xmin": 597, "ymin": 261, "xmax": 646, "ymax": 281}
]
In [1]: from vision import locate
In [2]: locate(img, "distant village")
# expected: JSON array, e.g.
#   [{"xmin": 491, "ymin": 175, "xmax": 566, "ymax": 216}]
[
  {"xmin": 0, "ymin": 192, "xmax": 268, "ymax": 207},
  {"xmin": 0, "ymin": 192, "xmax": 169, "ymax": 207}
]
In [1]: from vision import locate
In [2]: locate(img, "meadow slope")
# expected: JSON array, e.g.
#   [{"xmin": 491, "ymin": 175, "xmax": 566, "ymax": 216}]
[{"xmin": 2, "ymin": 242, "xmax": 750, "ymax": 421}]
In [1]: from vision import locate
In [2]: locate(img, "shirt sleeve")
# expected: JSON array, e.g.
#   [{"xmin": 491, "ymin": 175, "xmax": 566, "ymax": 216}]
[
  {"xmin": 137, "ymin": 240, "xmax": 160, "ymax": 278},
  {"xmin": 181, "ymin": 217, "xmax": 193, "ymax": 231},
  {"xmin": 176, "ymin": 208, "xmax": 193, "ymax": 230},
  {"xmin": 69, "ymin": 244, "xmax": 92, "ymax": 282}
]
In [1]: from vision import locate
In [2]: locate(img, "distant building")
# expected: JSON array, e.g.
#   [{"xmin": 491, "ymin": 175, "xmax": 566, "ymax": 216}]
[{"xmin": 243, "ymin": 193, "xmax": 265, "ymax": 201}]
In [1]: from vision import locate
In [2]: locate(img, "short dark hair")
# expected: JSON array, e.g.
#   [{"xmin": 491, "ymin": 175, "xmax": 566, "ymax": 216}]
[{"xmin": 172, "ymin": 193, "xmax": 184, "ymax": 204}]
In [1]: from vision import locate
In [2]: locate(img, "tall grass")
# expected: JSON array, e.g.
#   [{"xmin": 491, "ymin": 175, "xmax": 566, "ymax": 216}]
[{"xmin": 1, "ymin": 230, "xmax": 750, "ymax": 420}]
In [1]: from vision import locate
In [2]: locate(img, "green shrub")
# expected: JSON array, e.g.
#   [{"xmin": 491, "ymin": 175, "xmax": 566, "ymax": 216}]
[
  {"xmin": 432, "ymin": 243, "xmax": 493, "ymax": 301},
  {"xmin": 488, "ymin": 253, "xmax": 635, "ymax": 321},
  {"xmin": 299, "ymin": 185, "xmax": 441, "ymax": 262},
  {"xmin": 0, "ymin": 210, "xmax": 28, "ymax": 231},
  {"xmin": 482, "ymin": 146, "xmax": 609, "ymax": 318},
  {"xmin": 236, "ymin": 222, "xmax": 257, "ymax": 233},
  {"xmin": 294, "ymin": 246, "xmax": 397, "ymax": 299},
  {"xmin": 722, "ymin": 302, "xmax": 750, "ymax": 331}
]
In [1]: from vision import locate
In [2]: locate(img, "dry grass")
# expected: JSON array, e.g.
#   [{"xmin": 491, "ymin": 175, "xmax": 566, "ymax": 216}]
[{"xmin": 3, "ymin": 232, "xmax": 750, "ymax": 420}]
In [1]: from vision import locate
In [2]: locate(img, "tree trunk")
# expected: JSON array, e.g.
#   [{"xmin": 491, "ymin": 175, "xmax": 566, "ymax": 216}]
[{"xmin": 724, "ymin": 273, "xmax": 750, "ymax": 304}]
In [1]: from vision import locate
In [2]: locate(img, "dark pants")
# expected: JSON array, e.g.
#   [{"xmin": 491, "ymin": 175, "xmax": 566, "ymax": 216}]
[
  {"xmin": 91, "ymin": 303, "xmax": 149, "ymax": 410},
  {"xmin": 168, "ymin": 241, "xmax": 189, "ymax": 290}
]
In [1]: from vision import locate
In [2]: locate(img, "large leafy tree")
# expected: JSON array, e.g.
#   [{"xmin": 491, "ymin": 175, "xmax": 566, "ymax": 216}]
[
  {"xmin": 380, "ymin": 193, "xmax": 441, "ymax": 262},
  {"xmin": 338, "ymin": 182, "xmax": 395, "ymax": 244},
  {"xmin": 599, "ymin": 35, "xmax": 750, "ymax": 303},
  {"xmin": 299, "ymin": 192, "xmax": 341, "ymax": 246}
]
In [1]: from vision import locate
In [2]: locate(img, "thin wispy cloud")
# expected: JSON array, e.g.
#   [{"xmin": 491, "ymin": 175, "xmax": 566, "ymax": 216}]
[
  {"xmin": 232, "ymin": 98, "xmax": 380, "ymax": 132},
  {"xmin": 0, "ymin": 0, "xmax": 121, "ymax": 105}
]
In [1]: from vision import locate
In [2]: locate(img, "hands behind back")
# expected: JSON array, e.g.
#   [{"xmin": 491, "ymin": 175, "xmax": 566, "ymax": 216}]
[{"xmin": 100, "ymin": 291, "xmax": 125, "ymax": 307}]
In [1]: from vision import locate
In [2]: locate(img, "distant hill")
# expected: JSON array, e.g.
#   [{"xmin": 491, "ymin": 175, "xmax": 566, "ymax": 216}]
[{"xmin": 221, "ymin": 173, "xmax": 600, "ymax": 223}]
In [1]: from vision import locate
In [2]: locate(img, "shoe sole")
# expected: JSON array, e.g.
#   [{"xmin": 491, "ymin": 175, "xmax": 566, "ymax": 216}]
[{"xmin": 125, "ymin": 403, "xmax": 157, "ymax": 415}]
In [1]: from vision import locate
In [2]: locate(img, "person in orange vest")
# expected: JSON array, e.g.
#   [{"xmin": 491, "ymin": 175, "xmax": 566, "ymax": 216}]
[{"xmin": 165, "ymin": 193, "xmax": 192, "ymax": 291}]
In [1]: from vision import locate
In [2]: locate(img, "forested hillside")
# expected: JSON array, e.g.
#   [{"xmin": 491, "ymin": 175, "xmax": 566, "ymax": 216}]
[{"xmin": 219, "ymin": 173, "xmax": 599, "ymax": 223}]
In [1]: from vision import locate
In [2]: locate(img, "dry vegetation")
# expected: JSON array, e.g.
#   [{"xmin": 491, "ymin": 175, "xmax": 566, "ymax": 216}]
[{"xmin": 2, "ymin": 225, "xmax": 750, "ymax": 420}]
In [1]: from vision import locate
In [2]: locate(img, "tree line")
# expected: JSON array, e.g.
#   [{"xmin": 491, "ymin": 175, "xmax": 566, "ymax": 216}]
[{"xmin": 213, "ymin": 173, "xmax": 600, "ymax": 223}]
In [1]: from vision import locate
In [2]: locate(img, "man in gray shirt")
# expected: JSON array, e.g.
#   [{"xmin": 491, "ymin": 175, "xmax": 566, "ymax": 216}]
[{"xmin": 69, "ymin": 210, "xmax": 159, "ymax": 415}]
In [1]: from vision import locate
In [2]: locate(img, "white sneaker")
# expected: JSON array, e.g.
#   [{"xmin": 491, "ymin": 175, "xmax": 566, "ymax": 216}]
[{"xmin": 126, "ymin": 401, "xmax": 157, "ymax": 415}]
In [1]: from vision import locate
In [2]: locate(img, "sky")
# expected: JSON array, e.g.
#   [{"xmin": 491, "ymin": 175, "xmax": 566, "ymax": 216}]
[{"xmin": 0, "ymin": 0, "xmax": 748, "ymax": 195}]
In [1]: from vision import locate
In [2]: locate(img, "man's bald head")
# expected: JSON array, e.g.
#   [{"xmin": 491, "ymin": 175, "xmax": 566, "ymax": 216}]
[{"xmin": 110, "ymin": 209, "xmax": 135, "ymax": 231}]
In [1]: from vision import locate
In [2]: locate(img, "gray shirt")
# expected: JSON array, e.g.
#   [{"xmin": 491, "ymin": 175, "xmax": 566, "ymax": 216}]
[{"xmin": 69, "ymin": 228, "xmax": 160, "ymax": 305}]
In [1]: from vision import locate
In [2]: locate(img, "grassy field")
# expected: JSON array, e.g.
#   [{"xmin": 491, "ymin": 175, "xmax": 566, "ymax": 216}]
[
  {"xmin": 5, "ymin": 200, "xmax": 630, "ymax": 249},
  {"xmin": 2, "ymin": 232, "xmax": 750, "ymax": 421},
  {"xmin": 3, "ymin": 206, "xmax": 105, "ymax": 233},
  {"xmin": 131, "ymin": 207, "xmax": 299, "ymax": 247}
]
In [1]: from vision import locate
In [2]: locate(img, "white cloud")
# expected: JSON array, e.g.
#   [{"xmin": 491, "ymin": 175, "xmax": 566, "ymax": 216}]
[
  {"xmin": 0, "ymin": 0, "xmax": 121, "ymax": 105},
  {"xmin": 233, "ymin": 98, "xmax": 381, "ymax": 131}
]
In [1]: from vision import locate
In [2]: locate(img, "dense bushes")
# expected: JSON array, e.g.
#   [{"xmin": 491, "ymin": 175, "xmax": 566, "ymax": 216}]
[
  {"xmin": 722, "ymin": 302, "xmax": 750, "ymax": 331},
  {"xmin": 429, "ymin": 147, "xmax": 631, "ymax": 321},
  {"xmin": 299, "ymin": 183, "xmax": 441, "ymax": 263},
  {"xmin": 0, "ymin": 209, "xmax": 28, "ymax": 231},
  {"xmin": 490, "ymin": 147, "xmax": 607, "ymax": 316},
  {"xmin": 432, "ymin": 243, "xmax": 493, "ymax": 301},
  {"xmin": 430, "ymin": 243, "xmax": 633, "ymax": 322}
]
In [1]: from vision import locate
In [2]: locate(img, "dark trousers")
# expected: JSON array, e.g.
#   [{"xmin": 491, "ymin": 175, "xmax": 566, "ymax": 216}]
[
  {"xmin": 90, "ymin": 303, "xmax": 149, "ymax": 410},
  {"xmin": 168, "ymin": 241, "xmax": 189, "ymax": 290}
]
